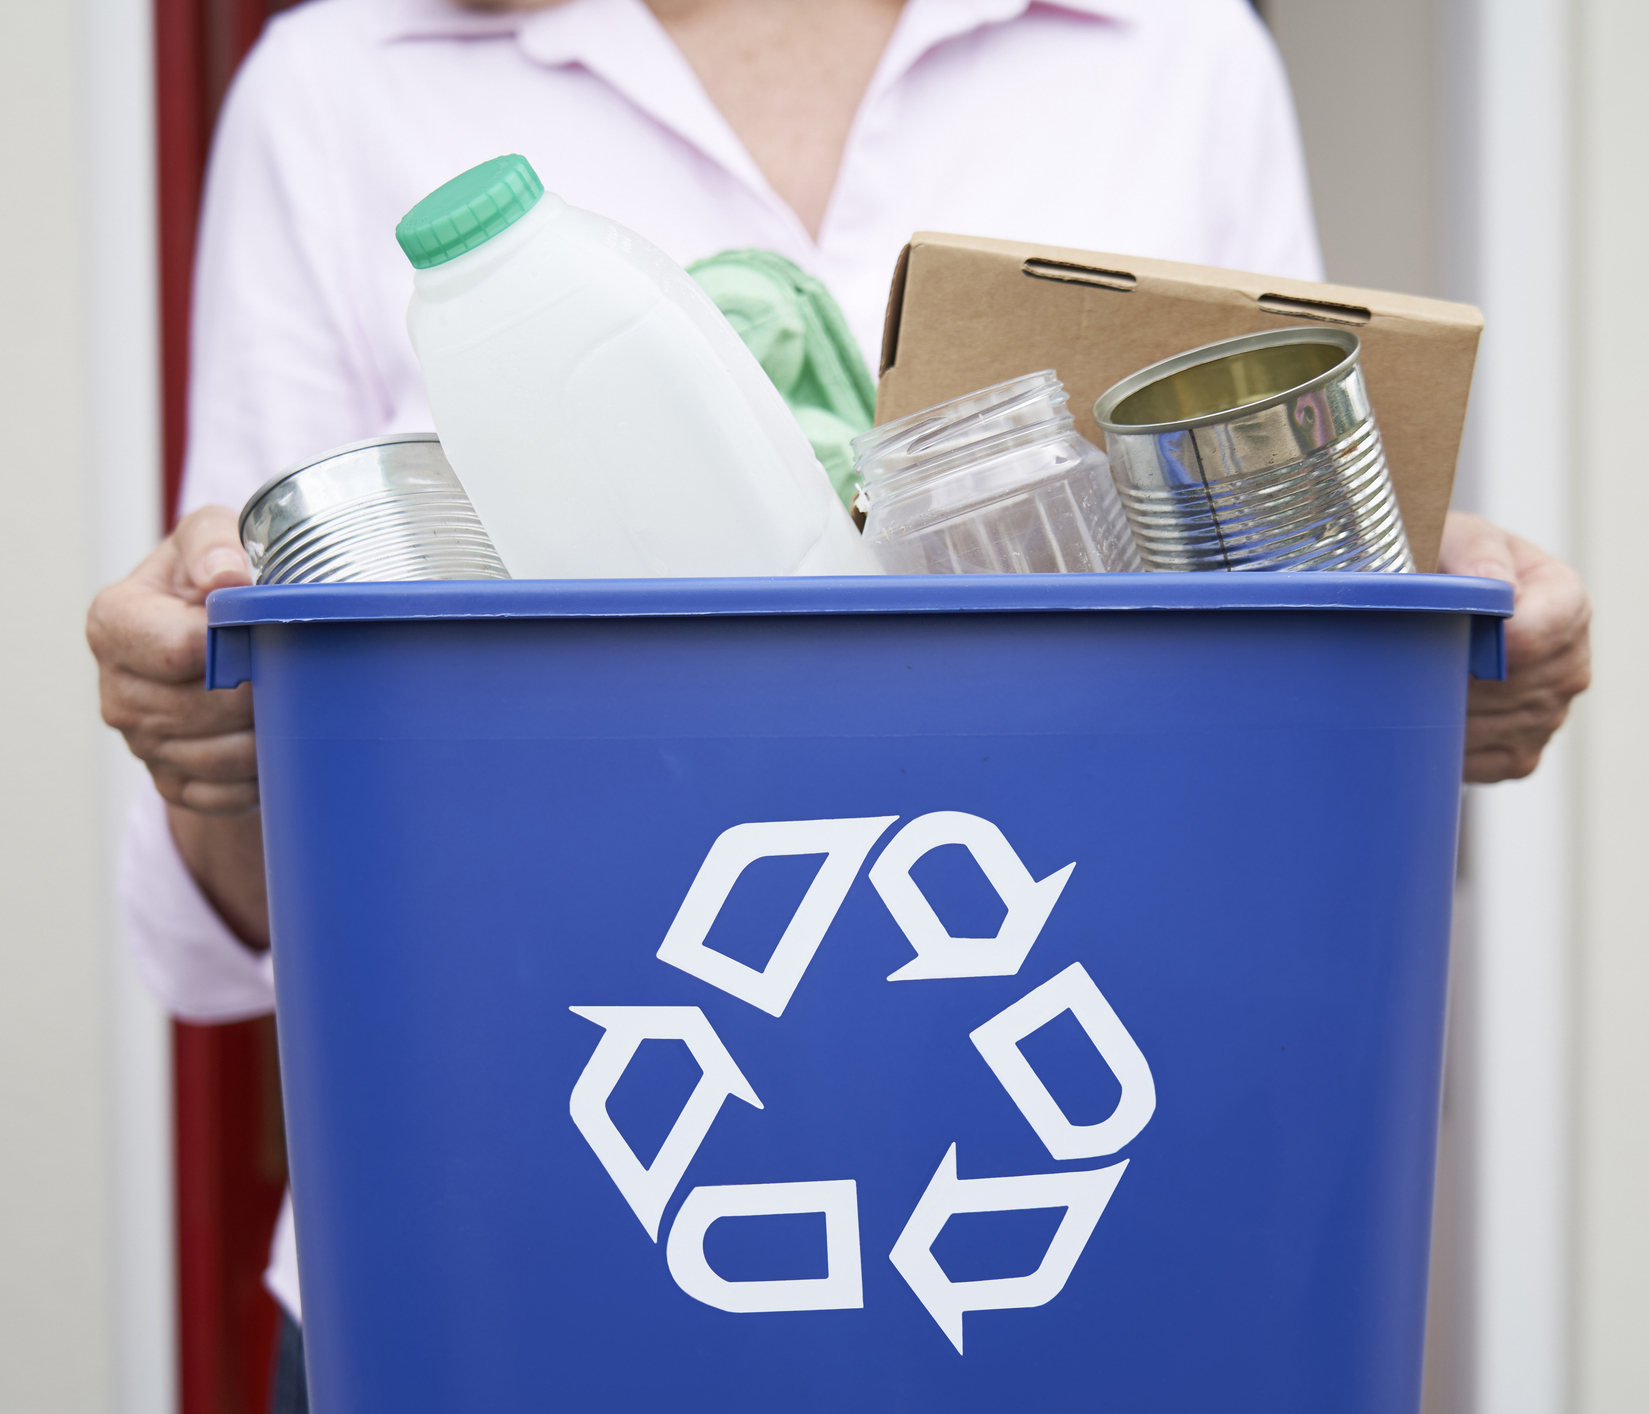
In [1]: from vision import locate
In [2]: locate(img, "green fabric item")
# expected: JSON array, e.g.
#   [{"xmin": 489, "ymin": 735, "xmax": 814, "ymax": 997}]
[
  {"xmin": 396, "ymin": 154, "xmax": 544, "ymax": 270},
  {"xmin": 689, "ymin": 250, "xmax": 877, "ymax": 509}
]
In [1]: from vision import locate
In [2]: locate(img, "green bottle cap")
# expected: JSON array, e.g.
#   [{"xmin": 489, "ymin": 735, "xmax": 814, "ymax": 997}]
[{"xmin": 396, "ymin": 154, "xmax": 545, "ymax": 269}]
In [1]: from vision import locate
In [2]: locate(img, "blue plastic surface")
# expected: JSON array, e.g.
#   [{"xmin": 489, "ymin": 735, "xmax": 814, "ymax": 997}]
[{"xmin": 213, "ymin": 574, "xmax": 1507, "ymax": 1414}]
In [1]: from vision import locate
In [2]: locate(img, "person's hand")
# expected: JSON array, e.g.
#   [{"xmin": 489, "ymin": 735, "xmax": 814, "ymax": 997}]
[
  {"xmin": 1438, "ymin": 510, "xmax": 1591, "ymax": 783},
  {"xmin": 87, "ymin": 506, "xmax": 257, "ymax": 813}
]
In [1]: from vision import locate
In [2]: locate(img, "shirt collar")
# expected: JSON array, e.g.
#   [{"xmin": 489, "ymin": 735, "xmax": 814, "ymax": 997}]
[
  {"xmin": 498, "ymin": 0, "xmax": 1135, "ymax": 136},
  {"xmin": 865, "ymin": 0, "xmax": 1132, "ymax": 110},
  {"xmin": 367, "ymin": 0, "xmax": 786, "ymax": 231},
  {"xmin": 1037, "ymin": 0, "xmax": 1138, "ymax": 17},
  {"xmin": 369, "ymin": 0, "xmax": 526, "ymax": 41},
  {"xmin": 516, "ymin": 0, "xmax": 781, "ymax": 206},
  {"xmin": 369, "ymin": 0, "xmax": 1135, "ymax": 45}
]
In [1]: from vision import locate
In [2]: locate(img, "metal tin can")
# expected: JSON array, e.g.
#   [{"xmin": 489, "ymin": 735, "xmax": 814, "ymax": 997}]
[
  {"xmin": 1093, "ymin": 328, "xmax": 1413, "ymax": 572},
  {"xmin": 238, "ymin": 433, "xmax": 508, "ymax": 584}
]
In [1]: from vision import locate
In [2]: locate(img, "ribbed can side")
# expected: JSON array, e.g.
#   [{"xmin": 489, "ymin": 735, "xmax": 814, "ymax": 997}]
[
  {"xmin": 240, "ymin": 434, "xmax": 510, "ymax": 585},
  {"xmin": 1116, "ymin": 417, "xmax": 1413, "ymax": 572},
  {"xmin": 257, "ymin": 490, "xmax": 507, "ymax": 585}
]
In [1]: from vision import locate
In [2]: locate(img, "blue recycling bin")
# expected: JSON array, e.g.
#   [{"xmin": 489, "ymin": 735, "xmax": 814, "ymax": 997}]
[{"xmin": 207, "ymin": 572, "xmax": 1509, "ymax": 1414}]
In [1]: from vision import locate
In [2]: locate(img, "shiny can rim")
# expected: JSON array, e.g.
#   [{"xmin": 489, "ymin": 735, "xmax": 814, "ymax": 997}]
[
  {"xmin": 236, "ymin": 432, "xmax": 443, "ymax": 546},
  {"xmin": 1093, "ymin": 327, "xmax": 1361, "ymax": 435}
]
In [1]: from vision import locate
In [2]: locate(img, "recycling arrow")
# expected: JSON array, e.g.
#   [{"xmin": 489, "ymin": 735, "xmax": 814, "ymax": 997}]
[
  {"xmin": 568, "ymin": 1005, "xmax": 762, "ymax": 1240},
  {"xmin": 870, "ymin": 812, "xmax": 1075, "ymax": 981},
  {"xmin": 888, "ymin": 1144, "xmax": 1128, "ymax": 1354}
]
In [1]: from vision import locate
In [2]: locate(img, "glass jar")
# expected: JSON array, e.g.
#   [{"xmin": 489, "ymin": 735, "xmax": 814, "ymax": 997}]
[{"xmin": 853, "ymin": 371, "xmax": 1139, "ymax": 575}]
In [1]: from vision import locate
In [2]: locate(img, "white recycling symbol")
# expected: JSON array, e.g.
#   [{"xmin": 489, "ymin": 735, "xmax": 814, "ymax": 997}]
[{"xmin": 567, "ymin": 812, "xmax": 1155, "ymax": 1349}]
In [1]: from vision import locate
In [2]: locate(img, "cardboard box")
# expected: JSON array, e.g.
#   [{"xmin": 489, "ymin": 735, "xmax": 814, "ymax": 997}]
[{"xmin": 875, "ymin": 233, "xmax": 1483, "ymax": 572}]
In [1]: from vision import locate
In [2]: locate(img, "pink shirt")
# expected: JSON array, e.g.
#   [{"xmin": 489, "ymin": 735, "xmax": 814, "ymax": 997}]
[{"xmin": 126, "ymin": 0, "xmax": 1322, "ymax": 1318}]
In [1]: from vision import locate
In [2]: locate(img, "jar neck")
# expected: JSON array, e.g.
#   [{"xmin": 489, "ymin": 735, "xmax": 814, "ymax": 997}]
[{"xmin": 854, "ymin": 372, "xmax": 1078, "ymax": 498}]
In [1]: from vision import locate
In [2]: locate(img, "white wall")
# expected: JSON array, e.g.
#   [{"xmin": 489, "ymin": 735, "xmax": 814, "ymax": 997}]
[
  {"xmin": 83, "ymin": 0, "xmax": 177, "ymax": 1402},
  {"xmin": 0, "ymin": 1, "xmax": 172, "ymax": 1411},
  {"xmin": 1571, "ymin": 0, "xmax": 1649, "ymax": 1407},
  {"xmin": 0, "ymin": 0, "xmax": 115, "ymax": 1405},
  {"xmin": 1264, "ymin": 0, "xmax": 1447, "ymax": 299},
  {"xmin": 1448, "ymin": 4, "xmax": 1575, "ymax": 1413}
]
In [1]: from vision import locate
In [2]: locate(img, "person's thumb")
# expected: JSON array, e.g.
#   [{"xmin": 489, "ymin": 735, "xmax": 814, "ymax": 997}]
[
  {"xmin": 172, "ymin": 505, "xmax": 251, "ymax": 594},
  {"xmin": 1438, "ymin": 510, "xmax": 1519, "ymax": 589}
]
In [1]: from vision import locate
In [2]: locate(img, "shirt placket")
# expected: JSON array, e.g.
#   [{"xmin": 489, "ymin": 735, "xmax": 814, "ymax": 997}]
[{"xmin": 811, "ymin": 0, "xmax": 1041, "ymax": 328}]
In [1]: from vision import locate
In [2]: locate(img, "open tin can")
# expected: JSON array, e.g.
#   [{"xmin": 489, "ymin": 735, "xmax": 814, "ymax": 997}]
[
  {"xmin": 1094, "ymin": 327, "xmax": 1413, "ymax": 572},
  {"xmin": 239, "ymin": 433, "xmax": 508, "ymax": 585}
]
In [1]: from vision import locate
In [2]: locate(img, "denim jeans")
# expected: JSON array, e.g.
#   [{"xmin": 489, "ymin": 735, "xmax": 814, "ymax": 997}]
[{"xmin": 270, "ymin": 1313, "xmax": 309, "ymax": 1414}]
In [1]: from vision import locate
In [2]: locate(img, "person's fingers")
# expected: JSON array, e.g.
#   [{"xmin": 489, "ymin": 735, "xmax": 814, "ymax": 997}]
[
  {"xmin": 1465, "ymin": 677, "xmax": 1576, "ymax": 741},
  {"xmin": 88, "ymin": 562, "xmax": 211, "ymax": 682},
  {"xmin": 99, "ymin": 669, "xmax": 253, "ymax": 740},
  {"xmin": 1441, "ymin": 515, "xmax": 1593, "ymax": 783},
  {"xmin": 1501, "ymin": 539, "xmax": 1593, "ymax": 678},
  {"xmin": 1464, "ymin": 708, "xmax": 1559, "ymax": 782},
  {"xmin": 1466, "ymin": 641, "xmax": 1589, "ymax": 721},
  {"xmin": 1438, "ymin": 510, "xmax": 1519, "ymax": 586},
  {"xmin": 142, "ymin": 729, "xmax": 259, "ymax": 784},
  {"xmin": 1462, "ymin": 640, "xmax": 1589, "ymax": 785},
  {"xmin": 149, "ymin": 766, "xmax": 260, "ymax": 816},
  {"xmin": 100, "ymin": 663, "xmax": 257, "ymax": 802},
  {"xmin": 88, "ymin": 506, "xmax": 262, "ymax": 818},
  {"xmin": 1464, "ymin": 742, "xmax": 1542, "ymax": 784},
  {"xmin": 1439, "ymin": 517, "xmax": 1590, "ymax": 669},
  {"xmin": 1463, "ymin": 680, "xmax": 1576, "ymax": 780},
  {"xmin": 87, "ymin": 506, "xmax": 248, "ymax": 682},
  {"xmin": 171, "ymin": 505, "xmax": 251, "ymax": 597},
  {"xmin": 176, "ymin": 779, "xmax": 261, "ymax": 815}
]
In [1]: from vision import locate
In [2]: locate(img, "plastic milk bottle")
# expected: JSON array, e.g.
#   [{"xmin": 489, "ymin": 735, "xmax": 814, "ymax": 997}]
[{"xmin": 397, "ymin": 155, "xmax": 877, "ymax": 579}]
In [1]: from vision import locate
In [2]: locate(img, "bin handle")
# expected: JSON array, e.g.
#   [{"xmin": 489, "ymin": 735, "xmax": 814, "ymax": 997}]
[
  {"xmin": 1469, "ymin": 614, "xmax": 1506, "ymax": 681},
  {"xmin": 207, "ymin": 625, "xmax": 252, "ymax": 690}
]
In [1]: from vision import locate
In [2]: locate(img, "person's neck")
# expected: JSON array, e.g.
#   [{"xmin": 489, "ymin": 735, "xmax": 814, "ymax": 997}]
[{"xmin": 646, "ymin": 0, "xmax": 905, "ymax": 241}]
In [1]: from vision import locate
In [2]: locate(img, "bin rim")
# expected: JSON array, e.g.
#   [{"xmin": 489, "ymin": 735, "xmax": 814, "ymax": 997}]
[{"xmin": 206, "ymin": 572, "xmax": 1512, "ymax": 628}]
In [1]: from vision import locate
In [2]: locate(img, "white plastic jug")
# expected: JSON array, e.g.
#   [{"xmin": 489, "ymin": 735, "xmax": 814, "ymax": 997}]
[{"xmin": 398, "ymin": 155, "xmax": 876, "ymax": 579}]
